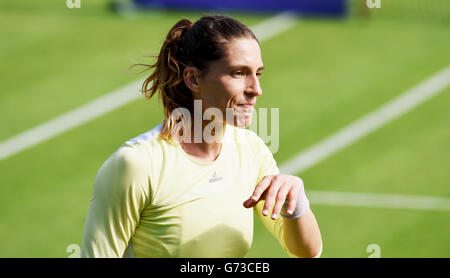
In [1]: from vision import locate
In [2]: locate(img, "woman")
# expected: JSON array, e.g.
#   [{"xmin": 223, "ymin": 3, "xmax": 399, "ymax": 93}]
[{"xmin": 81, "ymin": 15, "xmax": 322, "ymax": 258}]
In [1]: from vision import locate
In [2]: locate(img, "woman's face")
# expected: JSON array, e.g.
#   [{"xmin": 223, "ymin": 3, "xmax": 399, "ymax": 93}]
[{"xmin": 196, "ymin": 36, "xmax": 264, "ymax": 128}]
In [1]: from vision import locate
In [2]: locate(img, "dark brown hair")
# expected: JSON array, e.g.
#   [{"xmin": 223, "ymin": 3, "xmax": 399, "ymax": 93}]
[{"xmin": 133, "ymin": 15, "xmax": 258, "ymax": 143}]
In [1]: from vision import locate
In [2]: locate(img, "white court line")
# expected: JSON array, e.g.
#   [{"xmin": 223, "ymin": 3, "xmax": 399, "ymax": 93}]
[
  {"xmin": 307, "ymin": 190, "xmax": 450, "ymax": 211},
  {"xmin": 0, "ymin": 80, "xmax": 144, "ymax": 161},
  {"xmin": 0, "ymin": 12, "xmax": 298, "ymax": 161},
  {"xmin": 280, "ymin": 65, "xmax": 450, "ymax": 211},
  {"xmin": 280, "ymin": 65, "xmax": 450, "ymax": 175},
  {"xmin": 250, "ymin": 11, "xmax": 299, "ymax": 42}
]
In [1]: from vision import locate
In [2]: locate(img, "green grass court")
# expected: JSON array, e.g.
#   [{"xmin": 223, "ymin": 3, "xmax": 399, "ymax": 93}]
[{"xmin": 0, "ymin": 0, "xmax": 449, "ymax": 257}]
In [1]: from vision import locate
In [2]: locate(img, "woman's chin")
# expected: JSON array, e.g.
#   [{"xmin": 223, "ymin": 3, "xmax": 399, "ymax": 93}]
[{"xmin": 232, "ymin": 115, "xmax": 252, "ymax": 128}]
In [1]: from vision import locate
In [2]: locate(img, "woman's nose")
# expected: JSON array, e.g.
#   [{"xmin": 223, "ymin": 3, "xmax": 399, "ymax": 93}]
[{"xmin": 246, "ymin": 74, "xmax": 262, "ymax": 96}]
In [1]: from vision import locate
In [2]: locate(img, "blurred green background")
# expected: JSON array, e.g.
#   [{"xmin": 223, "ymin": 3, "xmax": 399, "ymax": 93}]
[{"xmin": 0, "ymin": 0, "xmax": 449, "ymax": 257}]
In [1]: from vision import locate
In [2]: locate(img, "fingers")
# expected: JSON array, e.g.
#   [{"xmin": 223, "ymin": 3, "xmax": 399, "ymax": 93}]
[
  {"xmin": 243, "ymin": 176, "xmax": 272, "ymax": 208},
  {"xmin": 261, "ymin": 180, "xmax": 280, "ymax": 217},
  {"xmin": 269, "ymin": 183, "xmax": 290, "ymax": 220},
  {"xmin": 252, "ymin": 176, "xmax": 272, "ymax": 201},
  {"xmin": 243, "ymin": 191, "xmax": 267, "ymax": 208},
  {"xmin": 243, "ymin": 175, "xmax": 301, "ymax": 220},
  {"xmin": 285, "ymin": 183, "xmax": 300, "ymax": 216}
]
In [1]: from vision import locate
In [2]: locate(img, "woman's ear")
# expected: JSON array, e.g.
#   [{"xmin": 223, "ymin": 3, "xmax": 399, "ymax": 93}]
[{"xmin": 183, "ymin": 67, "xmax": 201, "ymax": 93}]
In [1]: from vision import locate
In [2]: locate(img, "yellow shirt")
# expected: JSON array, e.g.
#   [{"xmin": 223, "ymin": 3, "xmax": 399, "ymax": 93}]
[{"xmin": 81, "ymin": 122, "xmax": 294, "ymax": 258}]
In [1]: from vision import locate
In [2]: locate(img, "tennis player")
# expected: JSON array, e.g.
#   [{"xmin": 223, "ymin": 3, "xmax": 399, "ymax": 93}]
[{"xmin": 81, "ymin": 15, "xmax": 322, "ymax": 258}]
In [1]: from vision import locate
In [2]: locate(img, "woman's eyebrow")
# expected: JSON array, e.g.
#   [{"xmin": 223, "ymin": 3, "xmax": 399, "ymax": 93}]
[{"xmin": 229, "ymin": 65, "xmax": 265, "ymax": 71}]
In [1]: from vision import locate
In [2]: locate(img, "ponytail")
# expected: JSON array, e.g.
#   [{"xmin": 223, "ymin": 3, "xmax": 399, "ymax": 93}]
[{"xmin": 135, "ymin": 19, "xmax": 193, "ymax": 143}]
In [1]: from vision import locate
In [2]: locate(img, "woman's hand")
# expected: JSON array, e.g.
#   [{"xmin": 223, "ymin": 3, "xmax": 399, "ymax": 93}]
[
  {"xmin": 243, "ymin": 174, "xmax": 302, "ymax": 220},
  {"xmin": 243, "ymin": 174, "xmax": 322, "ymax": 257}
]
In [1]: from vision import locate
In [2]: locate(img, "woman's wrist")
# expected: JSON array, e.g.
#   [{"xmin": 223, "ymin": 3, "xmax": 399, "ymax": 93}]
[{"xmin": 280, "ymin": 177, "xmax": 310, "ymax": 219}]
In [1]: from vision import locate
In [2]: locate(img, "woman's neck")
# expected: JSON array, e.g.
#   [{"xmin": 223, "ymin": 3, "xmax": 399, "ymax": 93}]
[{"xmin": 178, "ymin": 119, "xmax": 227, "ymax": 163}]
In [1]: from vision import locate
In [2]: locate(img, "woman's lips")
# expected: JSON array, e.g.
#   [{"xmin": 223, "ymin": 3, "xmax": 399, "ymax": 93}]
[{"xmin": 235, "ymin": 104, "xmax": 255, "ymax": 113}]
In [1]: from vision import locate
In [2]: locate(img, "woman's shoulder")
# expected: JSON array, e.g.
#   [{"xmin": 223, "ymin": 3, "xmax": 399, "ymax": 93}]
[
  {"xmin": 233, "ymin": 126, "xmax": 265, "ymax": 146},
  {"xmin": 123, "ymin": 122, "xmax": 167, "ymax": 156},
  {"xmin": 230, "ymin": 126, "xmax": 270, "ymax": 162},
  {"xmin": 92, "ymin": 139, "xmax": 153, "ymax": 202},
  {"xmin": 98, "ymin": 145, "xmax": 150, "ymax": 182},
  {"xmin": 233, "ymin": 126, "xmax": 275, "ymax": 161},
  {"xmin": 102, "ymin": 123, "xmax": 165, "ymax": 175},
  {"xmin": 123, "ymin": 122, "xmax": 164, "ymax": 148}
]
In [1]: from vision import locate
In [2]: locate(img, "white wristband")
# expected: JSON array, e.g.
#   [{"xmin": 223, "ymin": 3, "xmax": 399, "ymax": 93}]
[{"xmin": 280, "ymin": 177, "xmax": 310, "ymax": 219}]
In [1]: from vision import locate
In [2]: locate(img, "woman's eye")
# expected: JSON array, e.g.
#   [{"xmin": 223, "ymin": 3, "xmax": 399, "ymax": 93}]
[{"xmin": 232, "ymin": 71, "xmax": 262, "ymax": 78}]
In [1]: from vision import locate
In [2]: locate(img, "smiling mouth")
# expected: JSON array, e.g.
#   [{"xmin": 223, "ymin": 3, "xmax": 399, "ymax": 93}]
[{"xmin": 234, "ymin": 104, "xmax": 255, "ymax": 114}]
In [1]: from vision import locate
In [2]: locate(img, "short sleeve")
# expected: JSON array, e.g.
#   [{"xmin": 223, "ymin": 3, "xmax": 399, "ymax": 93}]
[
  {"xmin": 249, "ymin": 131, "xmax": 280, "ymax": 184},
  {"xmin": 81, "ymin": 147, "xmax": 151, "ymax": 258}
]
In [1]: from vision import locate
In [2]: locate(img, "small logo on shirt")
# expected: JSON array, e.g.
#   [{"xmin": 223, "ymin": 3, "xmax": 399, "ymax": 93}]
[{"xmin": 209, "ymin": 171, "xmax": 223, "ymax": 183}]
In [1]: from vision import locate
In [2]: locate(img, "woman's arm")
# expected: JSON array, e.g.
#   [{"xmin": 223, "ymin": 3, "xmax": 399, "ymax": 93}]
[
  {"xmin": 283, "ymin": 209, "xmax": 322, "ymax": 258},
  {"xmin": 81, "ymin": 147, "xmax": 151, "ymax": 258},
  {"xmin": 244, "ymin": 174, "xmax": 322, "ymax": 258},
  {"xmin": 246, "ymin": 131, "xmax": 322, "ymax": 257}
]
